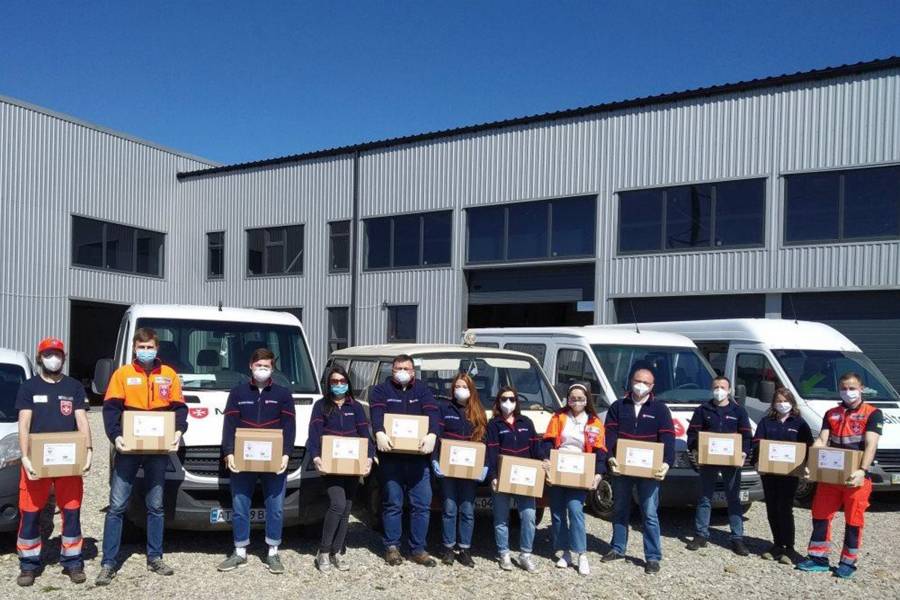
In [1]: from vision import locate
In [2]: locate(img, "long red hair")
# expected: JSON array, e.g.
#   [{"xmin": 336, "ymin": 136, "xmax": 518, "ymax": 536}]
[{"xmin": 451, "ymin": 373, "xmax": 488, "ymax": 442}]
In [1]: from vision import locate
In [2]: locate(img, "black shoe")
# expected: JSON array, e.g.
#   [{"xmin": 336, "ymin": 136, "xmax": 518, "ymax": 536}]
[
  {"xmin": 457, "ymin": 549, "xmax": 475, "ymax": 568},
  {"xmin": 62, "ymin": 567, "xmax": 87, "ymax": 584},
  {"xmin": 17, "ymin": 571, "xmax": 36, "ymax": 587},
  {"xmin": 441, "ymin": 549, "xmax": 456, "ymax": 566},
  {"xmin": 645, "ymin": 560, "xmax": 661, "ymax": 574},
  {"xmin": 760, "ymin": 544, "xmax": 783, "ymax": 561},
  {"xmin": 731, "ymin": 539, "xmax": 750, "ymax": 557},
  {"xmin": 686, "ymin": 536, "xmax": 708, "ymax": 551},
  {"xmin": 601, "ymin": 550, "xmax": 624, "ymax": 563}
]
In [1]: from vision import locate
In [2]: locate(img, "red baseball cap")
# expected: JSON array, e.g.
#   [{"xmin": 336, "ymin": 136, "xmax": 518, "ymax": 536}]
[{"xmin": 37, "ymin": 337, "xmax": 65, "ymax": 355}]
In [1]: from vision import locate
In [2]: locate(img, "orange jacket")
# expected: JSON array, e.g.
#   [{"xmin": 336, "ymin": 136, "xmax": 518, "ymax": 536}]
[{"xmin": 543, "ymin": 410, "xmax": 607, "ymax": 453}]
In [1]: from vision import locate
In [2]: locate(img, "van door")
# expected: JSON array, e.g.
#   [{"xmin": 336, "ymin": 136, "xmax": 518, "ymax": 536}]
[
  {"xmin": 728, "ymin": 345, "xmax": 788, "ymax": 422},
  {"xmin": 554, "ymin": 346, "xmax": 607, "ymax": 407}
]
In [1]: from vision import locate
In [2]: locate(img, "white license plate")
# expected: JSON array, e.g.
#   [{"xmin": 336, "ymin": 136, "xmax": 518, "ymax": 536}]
[
  {"xmin": 209, "ymin": 508, "xmax": 266, "ymax": 524},
  {"xmin": 891, "ymin": 474, "xmax": 900, "ymax": 485},
  {"xmin": 712, "ymin": 490, "xmax": 750, "ymax": 504},
  {"xmin": 474, "ymin": 497, "xmax": 493, "ymax": 510}
]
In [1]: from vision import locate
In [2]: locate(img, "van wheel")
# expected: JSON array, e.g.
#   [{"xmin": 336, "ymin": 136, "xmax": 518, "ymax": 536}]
[
  {"xmin": 794, "ymin": 480, "xmax": 815, "ymax": 507},
  {"xmin": 586, "ymin": 478, "xmax": 615, "ymax": 520}
]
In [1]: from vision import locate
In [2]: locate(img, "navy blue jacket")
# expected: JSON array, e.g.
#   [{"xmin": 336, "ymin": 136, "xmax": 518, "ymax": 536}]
[
  {"xmin": 604, "ymin": 394, "xmax": 676, "ymax": 467},
  {"xmin": 306, "ymin": 396, "xmax": 375, "ymax": 460},
  {"xmin": 687, "ymin": 400, "xmax": 753, "ymax": 455},
  {"xmin": 434, "ymin": 399, "xmax": 482, "ymax": 458},
  {"xmin": 370, "ymin": 377, "xmax": 440, "ymax": 439},
  {"xmin": 752, "ymin": 414, "xmax": 814, "ymax": 465},
  {"xmin": 485, "ymin": 414, "xmax": 542, "ymax": 481},
  {"xmin": 221, "ymin": 381, "xmax": 296, "ymax": 457}
]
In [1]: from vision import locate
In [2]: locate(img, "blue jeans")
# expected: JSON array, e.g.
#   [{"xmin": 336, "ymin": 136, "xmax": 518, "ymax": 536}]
[
  {"xmin": 492, "ymin": 491, "xmax": 536, "ymax": 555},
  {"xmin": 696, "ymin": 465, "xmax": 744, "ymax": 541},
  {"xmin": 440, "ymin": 476, "xmax": 476, "ymax": 549},
  {"xmin": 101, "ymin": 453, "xmax": 169, "ymax": 568},
  {"xmin": 611, "ymin": 475, "xmax": 662, "ymax": 562},
  {"xmin": 549, "ymin": 486, "xmax": 587, "ymax": 555},
  {"xmin": 379, "ymin": 455, "xmax": 432, "ymax": 554},
  {"xmin": 230, "ymin": 471, "xmax": 287, "ymax": 547}
]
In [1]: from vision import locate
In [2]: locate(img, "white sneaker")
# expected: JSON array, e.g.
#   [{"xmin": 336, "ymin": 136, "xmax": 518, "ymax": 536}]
[
  {"xmin": 517, "ymin": 552, "xmax": 537, "ymax": 573},
  {"xmin": 577, "ymin": 553, "xmax": 590, "ymax": 576},
  {"xmin": 315, "ymin": 552, "xmax": 331, "ymax": 572},
  {"xmin": 499, "ymin": 552, "xmax": 513, "ymax": 571},
  {"xmin": 555, "ymin": 551, "xmax": 572, "ymax": 568}
]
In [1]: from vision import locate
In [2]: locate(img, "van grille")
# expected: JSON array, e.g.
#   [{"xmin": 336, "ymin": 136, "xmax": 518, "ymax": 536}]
[
  {"xmin": 179, "ymin": 446, "xmax": 306, "ymax": 477},
  {"xmin": 875, "ymin": 449, "xmax": 900, "ymax": 473}
]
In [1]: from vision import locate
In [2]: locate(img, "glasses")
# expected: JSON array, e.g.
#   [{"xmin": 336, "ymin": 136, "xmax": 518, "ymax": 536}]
[
  {"xmin": 330, "ymin": 378, "xmax": 348, "ymax": 384},
  {"xmin": 500, "ymin": 395, "xmax": 516, "ymax": 401}
]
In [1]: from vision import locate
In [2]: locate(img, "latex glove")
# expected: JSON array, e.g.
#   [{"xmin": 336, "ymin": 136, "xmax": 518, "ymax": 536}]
[
  {"xmin": 114, "ymin": 436, "xmax": 128, "ymax": 453},
  {"xmin": 741, "ymin": 452, "xmax": 747, "ymax": 463},
  {"xmin": 803, "ymin": 466, "xmax": 811, "ymax": 479},
  {"xmin": 847, "ymin": 469, "xmax": 866, "ymax": 488},
  {"xmin": 542, "ymin": 459, "xmax": 552, "ymax": 474},
  {"xmin": 591, "ymin": 474, "xmax": 603, "ymax": 490},
  {"xmin": 478, "ymin": 466, "xmax": 489, "ymax": 482},
  {"xmin": 419, "ymin": 433, "xmax": 437, "ymax": 454},
  {"xmin": 276, "ymin": 454, "xmax": 289, "ymax": 475},
  {"xmin": 653, "ymin": 463, "xmax": 670, "ymax": 481},
  {"xmin": 21, "ymin": 456, "xmax": 38, "ymax": 480},
  {"xmin": 169, "ymin": 431, "xmax": 182, "ymax": 451},
  {"xmin": 364, "ymin": 458, "xmax": 373, "ymax": 476},
  {"xmin": 490, "ymin": 478, "xmax": 498, "ymax": 492},
  {"xmin": 607, "ymin": 457, "xmax": 621, "ymax": 475},
  {"xmin": 82, "ymin": 448, "xmax": 93, "ymax": 475},
  {"xmin": 375, "ymin": 431, "xmax": 393, "ymax": 453},
  {"xmin": 431, "ymin": 459, "xmax": 444, "ymax": 478},
  {"xmin": 312, "ymin": 457, "xmax": 324, "ymax": 472},
  {"xmin": 225, "ymin": 454, "xmax": 240, "ymax": 473}
]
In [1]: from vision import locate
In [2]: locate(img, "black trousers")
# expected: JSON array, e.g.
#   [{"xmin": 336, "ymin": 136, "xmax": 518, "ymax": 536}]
[
  {"xmin": 320, "ymin": 475, "xmax": 359, "ymax": 554},
  {"xmin": 760, "ymin": 474, "xmax": 800, "ymax": 549}
]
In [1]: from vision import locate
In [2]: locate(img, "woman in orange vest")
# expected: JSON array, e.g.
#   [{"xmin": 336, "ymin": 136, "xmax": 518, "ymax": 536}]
[{"xmin": 541, "ymin": 382, "xmax": 607, "ymax": 576}]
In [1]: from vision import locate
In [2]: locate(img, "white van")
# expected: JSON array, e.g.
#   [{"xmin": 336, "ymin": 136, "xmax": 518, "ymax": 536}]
[
  {"xmin": 0, "ymin": 348, "xmax": 33, "ymax": 532},
  {"xmin": 468, "ymin": 326, "xmax": 765, "ymax": 516},
  {"xmin": 92, "ymin": 305, "xmax": 325, "ymax": 530},
  {"xmin": 624, "ymin": 319, "xmax": 900, "ymax": 495}
]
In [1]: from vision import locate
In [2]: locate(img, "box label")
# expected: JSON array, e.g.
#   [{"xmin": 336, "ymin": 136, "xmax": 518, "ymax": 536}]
[
  {"xmin": 391, "ymin": 418, "xmax": 420, "ymax": 439},
  {"xmin": 707, "ymin": 437, "xmax": 735, "ymax": 456},
  {"xmin": 449, "ymin": 446, "xmax": 477, "ymax": 467},
  {"xmin": 509, "ymin": 464, "xmax": 537, "ymax": 486},
  {"xmin": 818, "ymin": 449, "xmax": 845, "ymax": 470},
  {"xmin": 556, "ymin": 453, "xmax": 586, "ymax": 475},
  {"xmin": 331, "ymin": 438, "xmax": 360, "ymax": 460},
  {"xmin": 43, "ymin": 443, "xmax": 77, "ymax": 466},
  {"xmin": 625, "ymin": 446, "xmax": 654, "ymax": 468},
  {"xmin": 243, "ymin": 440, "xmax": 273, "ymax": 461},
  {"xmin": 133, "ymin": 414, "xmax": 165, "ymax": 437},
  {"xmin": 767, "ymin": 443, "xmax": 797, "ymax": 464}
]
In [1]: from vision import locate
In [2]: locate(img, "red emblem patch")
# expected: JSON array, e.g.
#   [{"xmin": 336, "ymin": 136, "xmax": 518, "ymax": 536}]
[
  {"xmin": 673, "ymin": 418, "xmax": 687, "ymax": 438},
  {"xmin": 60, "ymin": 400, "xmax": 73, "ymax": 416},
  {"xmin": 189, "ymin": 407, "xmax": 208, "ymax": 419}
]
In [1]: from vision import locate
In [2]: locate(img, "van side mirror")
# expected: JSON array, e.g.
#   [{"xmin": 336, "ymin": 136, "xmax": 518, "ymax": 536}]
[
  {"xmin": 759, "ymin": 380, "xmax": 776, "ymax": 405},
  {"xmin": 734, "ymin": 384, "xmax": 747, "ymax": 405},
  {"xmin": 92, "ymin": 358, "xmax": 115, "ymax": 396}
]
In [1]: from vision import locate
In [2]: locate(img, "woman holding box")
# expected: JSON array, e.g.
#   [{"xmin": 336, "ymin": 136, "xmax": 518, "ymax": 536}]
[
  {"xmin": 541, "ymin": 382, "xmax": 606, "ymax": 576},
  {"xmin": 752, "ymin": 388, "xmax": 813, "ymax": 564},
  {"xmin": 431, "ymin": 373, "xmax": 488, "ymax": 567},
  {"xmin": 307, "ymin": 365, "xmax": 374, "ymax": 572},
  {"xmin": 486, "ymin": 386, "xmax": 543, "ymax": 573}
]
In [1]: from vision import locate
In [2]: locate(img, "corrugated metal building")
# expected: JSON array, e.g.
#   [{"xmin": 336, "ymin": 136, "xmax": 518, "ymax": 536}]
[{"xmin": 1, "ymin": 57, "xmax": 899, "ymax": 388}]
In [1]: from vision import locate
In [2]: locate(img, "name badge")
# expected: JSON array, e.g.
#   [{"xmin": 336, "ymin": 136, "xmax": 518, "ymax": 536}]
[
  {"xmin": 127, "ymin": 377, "xmax": 143, "ymax": 385},
  {"xmin": 33, "ymin": 394, "xmax": 48, "ymax": 404}
]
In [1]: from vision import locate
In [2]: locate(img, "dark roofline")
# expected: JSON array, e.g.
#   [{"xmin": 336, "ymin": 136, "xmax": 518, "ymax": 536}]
[{"xmin": 178, "ymin": 56, "xmax": 900, "ymax": 181}]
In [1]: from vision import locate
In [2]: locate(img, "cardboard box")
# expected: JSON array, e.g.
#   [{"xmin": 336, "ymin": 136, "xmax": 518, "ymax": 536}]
[
  {"xmin": 234, "ymin": 428, "xmax": 284, "ymax": 473},
  {"xmin": 29, "ymin": 432, "xmax": 87, "ymax": 479},
  {"xmin": 438, "ymin": 439, "xmax": 486, "ymax": 480},
  {"xmin": 320, "ymin": 435, "xmax": 369, "ymax": 476},
  {"xmin": 547, "ymin": 449, "xmax": 596, "ymax": 489},
  {"xmin": 698, "ymin": 432, "xmax": 744, "ymax": 467},
  {"xmin": 122, "ymin": 411, "xmax": 176, "ymax": 453},
  {"xmin": 384, "ymin": 414, "xmax": 429, "ymax": 454},
  {"xmin": 807, "ymin": 446, "xmax": 863, "ymax": 485},
  {"xmin": 615, "ymin": 439, "xmax": 664, "ymax": 479},
  {"xmin": 758, "ymin": 440, "xmax": 807, "ymax": 476},
  {"xmin": 497, "ymin": 455, "xmax": 545, "ymax": 498}
]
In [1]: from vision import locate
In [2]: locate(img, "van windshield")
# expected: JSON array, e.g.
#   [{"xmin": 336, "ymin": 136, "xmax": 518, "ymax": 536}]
[
  {"xmin": 0, "ymin": 363, "xmax": 27, "ymax": 422},
  {"xmin": 772, "ymin": 349, "xmax": 899, "ymax": 402},
  {"xmin": 136, "ymin": 318, "xmax": 319, "ymax": 394},
  {"xmin": 592, "ymin": 345, "xmax": 714, "ymax": 403}
]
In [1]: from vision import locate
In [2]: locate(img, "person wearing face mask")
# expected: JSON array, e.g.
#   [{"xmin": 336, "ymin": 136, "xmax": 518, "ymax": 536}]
[
  {"xmin": 14, "ymin": 338, "xmax": 92, "ymax": 587},
  {"xmin": 431, "ymin": 373, "xmax": 488, "ymax": 567},
  {"xmin": 752, "ymin": 388, "xmax": 813, "ymax": 564},
  {"xmin": 540, "ymin": 382, "xmax": 606, "ymax": 576},
  {"xmin": 369, "ymin": 354, "xmax": 440, "ymax": 567},
  {"xmin": 216, "ymin": 348, "xmax": 295, "ymax": 575},
  {"xmin": 602, "ymin": 367, "xmax": 674, "ymax": 574},
  {"xmin": 485, "ymin": 386, "xmax": 543, "ymax": 573},
  {"xmin": 798, "ymin": 372, "xmax": 883, "ymax": 579},
  {"xmin": 306, "ymin": 365, "xmax": 374, "ymax": 572},
  {"xmin": 97, "ymin": 328, "xmax": 187, "ymax": 586},
  {"xmin": 685, "ymin": 376, "xmax": 753, "ymax": 556}
]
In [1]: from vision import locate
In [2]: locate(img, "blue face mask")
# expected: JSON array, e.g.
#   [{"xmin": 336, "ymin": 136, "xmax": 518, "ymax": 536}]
[
  {"xmin": 331, "ymin": 383, "xmax": 349, "ymax": 396},
  {"xmin": 135, "ymin": 349, "xmax": 157, "ymax": 364}
]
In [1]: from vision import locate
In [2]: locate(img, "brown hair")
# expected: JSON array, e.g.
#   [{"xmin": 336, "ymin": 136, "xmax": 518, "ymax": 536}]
[
  {"xmin": 767, "ymin": 387, "xmax": 800, "ymax": 419},
  {"xmin": 713, "ymin": 375, "xmax": 732, "ymax": 388},
  {"xmin": 839, "ymin": 372, "xmax": 863, "ymax": 386},
  {"xmin": 492, "ymin": 385, "xmax": 520, "ymax": 419},
  {"xmin": 451, "ymin": 373, "xmax": 488, "ymax": 442},
  {"xmin": 133, "ymin": 327, "xmax": 158, "ymax": 345},
  {"xmin": 392, "ymin": 354, "xmax": 415, "ymax": 367},
  {"xmin": 249, "ymin": 348, "xmax": 276, "ymax": 365}
]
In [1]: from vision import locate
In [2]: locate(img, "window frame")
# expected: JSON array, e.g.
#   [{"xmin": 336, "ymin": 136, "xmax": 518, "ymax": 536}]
[
  {"xmin": 328, "ymin": 220, "xmax": 351, "ymax": 274},
  {"xmin": 386, "ymin": 304, "xmax": 418, "ymax": 343},
  {"xmin": 71, "ymin": 214, "xmax": 166, "ymax": 278},
  {"xmin": 245, "ymin": 223, "xmax": 305, "ymax": 278},
  {"xmin": 327, "ymin": 306, "xmax": 350, "ymax": 354},
  {"xmin": 363, "ymin": 210, "xmax": 453, "ymax": 271},
  {"xmin": 206, "ymin": 230, "xmax": 225, "ymax": 280}
]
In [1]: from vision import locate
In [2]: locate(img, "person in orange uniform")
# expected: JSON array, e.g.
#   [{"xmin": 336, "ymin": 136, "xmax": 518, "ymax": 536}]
[
  {"xmin": 797, "ymin": 372, "xmax": 883, "ymax": 579},
  {"xmin": 95, "ymin": 327, "xmax": 188, "ymax": 586},
  {"xmin": 15, "ymin": 337, "xmax": 92, "ymax": 587}
]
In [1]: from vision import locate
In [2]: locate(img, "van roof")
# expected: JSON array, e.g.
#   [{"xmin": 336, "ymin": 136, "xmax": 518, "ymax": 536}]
[
  {"xmin": 610, "ymin": 319, "xmax": 861, "ymax": 352},
  {"xmin": 0, "ymin": 347, "xmax": 30, "ymax": 369},
  {"xmin": 467, "ymin": 326, "xmax": 698, "ymax": 349},
  {"xmin": 127, "ymin": 304, "xmax": 302, "ymax": 327},
  {"xmin": 330, "ymin": 343, "xmax": 535, "ymax": 360}
]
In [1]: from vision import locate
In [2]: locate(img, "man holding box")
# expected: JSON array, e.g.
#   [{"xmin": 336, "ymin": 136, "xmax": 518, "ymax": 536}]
[
  {"xmin": 15, "ymin": 337, "xmax": 92, "ymax": 587},
  {"xmin": 685, "ymin": 376, "xmax": 753, "ymax": 556},
  {"xmin": 798, "ymin": 372, "xmax": 883, "ymax": 579},
  {"xmin": 96, "ymin": 328, "xmax": 187, "ymax": 586},
  {"xmin": 370, "ymin": 354, "xmax": 440, "ymax": 567}
]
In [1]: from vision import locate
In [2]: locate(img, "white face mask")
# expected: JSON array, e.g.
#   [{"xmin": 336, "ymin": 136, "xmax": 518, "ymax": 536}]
[
  {"xmin": 568, "ymin": 398, "xmax": 587, "ymax": 413},
  {"xmin": 632, "ymin": 382, "xmax": 650, "ymax": 401},
  {"xmin": 41, "ymin": 355, "xmax": 63, "ymax": 373},
  {"xmin": 500, "ymin": 399, "xmax": 516, "ymax": 416},
  {"xmin": 712, "ymin": 388, "xmax": 729, "ymax": 404},
  {"xmin": 454, "ymin": 387, "xmax": 471, "ymax": 403},
  {"xmin": 840, "ymin": 389, "xmax": 861, "ymax": 406},
  {"xmin": 252, "ymin": 367, "xmax": 272, "ymax": 384},
  {"xmin": 774, "ymin": 402, "xmax": 792, "ymax": 415},
  {"xmin": 394, "ymin": 370, "xmax": 412, "ymax": 385}
]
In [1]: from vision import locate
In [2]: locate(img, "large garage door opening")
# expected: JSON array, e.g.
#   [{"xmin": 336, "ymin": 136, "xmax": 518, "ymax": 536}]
[
  {"xmin": 465, "ymin": 264, "xmax": 595, "ymax": 328},
  {"xmin": 613, "ymin": 294, "xmax": 766, "ymax": 323},
  {"xmin": 69, "ymin": 299, "xmax": 128, "ymax": 401}
]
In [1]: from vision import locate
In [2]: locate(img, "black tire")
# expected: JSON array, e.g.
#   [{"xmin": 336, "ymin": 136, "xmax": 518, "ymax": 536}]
[
  {"xmin": 586, "ymin": 478, "xmax": 615, "ymax": 520},
  {"xmin": 794, "ymin": 479, "xmax": 816, "ymax": 507}
]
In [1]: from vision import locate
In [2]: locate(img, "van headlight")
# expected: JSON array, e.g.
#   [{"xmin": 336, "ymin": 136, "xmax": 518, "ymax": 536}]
[{"xmin": 0, "ymin": 433, "xmax": 21, "ymax": 470}]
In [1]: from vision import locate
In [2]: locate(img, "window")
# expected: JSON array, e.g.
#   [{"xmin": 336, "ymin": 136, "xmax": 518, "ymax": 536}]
[
  {"xmin": 0, "ymin": 363, "xmax": 27, "ymax": 423},
  {"xmin": 71, "ymin": 216, "xmax": 165, "ymax": 277},
  {"xmin": 503, "ymin": 343, "xmax": 547, "ymax": 366},
  {"xmin": 246, "ymin": 225, "xmax": 303, "ymax": 277},
  {"xmin": 387, "ymin": 305, "xmax": 417, "ymax": 342},
  {"xmin": 618, "ymin": 179, "xmax": 765, "ymax": 253},
  {"xmin": 555, "ymin": 348, "xmax": 603, "ymax": 404},
  {"xmin": 467, "ymin": 196, "xmax": 596, "ymax": 263},
  {"xmin": 735, "ymin": 353, "xmax": 783, "ymax": 400},
  {"xmin": 329, "ymin": 221, "xmax": 351, "ymax": 273},
  {"xmin": 207, "ymin": 232, "xmax": 224, "ymax": 279},
  {"xmin": 327, "ymin": 307, "xmax": 349, "ymax": 353},
  {"xmin": 785, "ymin": 165, "xmax": 900, "ymax": 243},
  {"xmin": 347, "ymin": 360, "xmax": 377, "ymax": 398},
  {"xmin": 364, "ymin": 211, "xmax": 452, "ymax": 270}
]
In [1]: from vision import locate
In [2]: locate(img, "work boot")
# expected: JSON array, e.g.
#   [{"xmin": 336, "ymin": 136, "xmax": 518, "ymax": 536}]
[
  {"xmin": 457, "ymin": 548, "xmax": 475, "ymax": 568},
  {"xmin": 731, "ymin": 539, "xmax": 750, "ymax": 557},
  {"xmin": 94, "ymin": 566, "xmax": 116, "ymax": 586},
  {"xmin": 441, "ymin": 548, "xmax": 455, "ymax": 566},
  {"xmin": 147, "ymin": 557, "xmax": 174, "ymax": 576},
  {"xmin": 16, "ymin": 570, "xmax": 36, "ymax": 587},
  {"xmin": 62, "ymin": 567, "xmax": 87, "ymax": 584},
  {"xmin": 384, "ymin": 546, "xmax": 403, "ymax": 566},
  {"xmin": 645, "ymin": 560, "xmax": 661, "ymax": 574},
  {"xmin": 601, "ymin": 550, "xmax": 624, "ymax": 562},
  {"xmin": 410, "ymin": 551, "xmax": 437, "ymax": 567},
  {"xmin": 686, "ymin": 536, "xmax": 708, "ymax": 551}
]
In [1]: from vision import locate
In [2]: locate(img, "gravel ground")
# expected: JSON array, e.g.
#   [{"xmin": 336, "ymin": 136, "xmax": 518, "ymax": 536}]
[{"xmin": 2, "ymin": 411, "xmax": 899, "ymax": 599}]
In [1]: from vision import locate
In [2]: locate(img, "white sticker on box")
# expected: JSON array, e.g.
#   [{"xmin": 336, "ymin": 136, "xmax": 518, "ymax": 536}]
[
  {"xmin": 818, "ymin": 449, "xmax": 845, "ymax": 470},
  {"xmin": 707, "ymin": 437, "xmax": 735, "ymax": 456},
  {"xmin": 332, "ymin": 438, "xmax": 360, "ymax": 460},
  {"xmin": 243, "ymin": 440, "xmax": 273, "ymax": 461},
  {"xmin": 556, "ymin": 453, "xmax": 586, "ymax": 474},
  {"xmin": 509, "ymin": 464, "xmax": 537, "ymax": 486},
  {"xmin": 625, "ymin": 446, "xmax": 654, "ymax": 468},
  {"xmin": 43, "ymin": 443, "xmax": 76, "ymax": 466},
  {"xmin": 767, "ymin": 443, "xmax": 797, "ymax": 463},
  {"xmin": 391, "ymin": 418, "xmax": 420, "ymax": 439},
  {"xmin": 449, "ymin": 446, "xmax": 477, "ymax": 467},
  {"xmin": 133, "ymin": 415, "xmax": 165, "ymax": 437}
]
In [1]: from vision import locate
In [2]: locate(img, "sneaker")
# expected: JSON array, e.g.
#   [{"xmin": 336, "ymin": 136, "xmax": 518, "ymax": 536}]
[
  {"xmin": 385, "ymin": 546, "xmax": 403, "ymax": 566},
  {"xmin": 645, "ymin": 560, "xmax": 661, "ymax": 574},
  {"xmin": 834, "ymin": 562, "xmax": 857, "ymax": 579},
  {"xmin": 601, "ymin": 550, "xmax": 624, "ymax": 563},
  {"xmin": 797, "ymin": 557, "xmax": 831, "ymax": 573},
  {"xmin": 499, "ymin": 552, "xmax": 514, "ymax": 571},
  {"xmin": 266, "ymin": 553, "xmax": 285, "ymax": 575},
  {"xmin": 329, "ymin": 553, "xmax": 350, "ymax": 572},
  {"xmin": 731, "ymin": 539, "xmax": 750, "ymax": 557},
  {"xmin": 410, "ymin": 552, "xmax": 437, "ymax": 567},
  {"xmin": 62, "ymin": 567, "xmax": 87, "ymax": 584},
  {"xmin": 686, "ymin": 536, "xmax": 708, "ymax": 551},
  {"xmin": 16, "ymin": 570, "xmax": 36, "ymax": 587},
  {"xmin": 517, "ymin": 552, "xmax": 537, "ymax": 573},
  {"xmin": 147, "ymin": 558, "xmax": 174, "ymax": 576},
  {"xmin": 441, "ymin": 549, "xmax": 456, "ymax": 566},
  {"xmin": 781, "ymin": 547, "xmax": 802, "ymax": 565},
  {"xmin": 315, "ymin": 551, "xmax": 331, "ymax": 572},
  {"xmin": 457, "ymin": 549, "xmax": 475, "ymax": 568},
  {"xmin": 576, "ymin": 553, "xmax": 590, "ymax": 576},
  {"xmin": 217, "ymin": 553, "xmax": 248, "ymax": 572},
  {"xmin": 555, "ymin": 551, "xmax": 572, "ymax": 569},
  {"xmin": 95, "ymin": 567, "xmax": 116, "ymax": 586},
  {"xmin": 760, "ymin": 544, "xmax": 782, "ymax": 561}
]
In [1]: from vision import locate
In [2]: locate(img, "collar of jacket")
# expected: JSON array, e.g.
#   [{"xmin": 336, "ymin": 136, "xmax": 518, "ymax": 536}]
[{"xmin": 132, "ymin": 358, "xmax": 162, "ymax": 374}]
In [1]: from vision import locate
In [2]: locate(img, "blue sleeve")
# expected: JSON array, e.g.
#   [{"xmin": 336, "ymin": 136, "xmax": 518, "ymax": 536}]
[
  {"xmin": 604, "ymin": 402, "xmax": 619, "ymax": 457},
  {"xmin": 799, "ymin": 420, "xmax": 814, "ymax": 446},
  {"xmin": 420, "ymin": 384, "xmax": 440, "ymax": 435},
  {"xmin": 738, "ymin": 407, "xmax": 752, "ymax": 454},
  {"xmin": 306, "ymin": 401, "xmax": 324, "ymax": 460},
  {"xmin": 370, "ymin": 383, "xmax": 387, "ymax": 434},
  {"xmin": 355, "ymin": 403, "xmax": 375, "ymax": 459},
  {"xmin": 528, "ymin": 419, "xmax": 543, "ymax": 460},
  {"xmin": 73, "ymin": 381, "xmax": 89, "ymax": 412},
  {"xmin": 281, "ymin": 391, "xmax": 296, "ymax": 454},
  {"xmin": 433, "ymin": 404, "xmax": 446, "ymax": 460},
  {"xmin": 172, "ymin": 401, "xmax": 188, "ymax": 434},
  {"xmin": 486, "ymin": 421, "xmax": 500, "ymax": 481},
  {"xmin": 658, "ymin": 405, "xmax": 676, "ymax": 466},
  {"xmin": 102, "ymin": 399, "xmax": 124, "ymax": 442},
  {"xmin": 751, "ymin": 418, "xmax": 766, "ymax": 465},
  {"xmin": 687, "ymin": 406, "xmax": 703, "ymax": 451},
  {"xmin": 221, "ymin": 389, "xmax": 240, "ymax": 457}
]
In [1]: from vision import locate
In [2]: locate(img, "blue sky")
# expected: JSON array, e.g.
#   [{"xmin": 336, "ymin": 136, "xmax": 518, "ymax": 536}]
[{"xmin": 1, "ymin": 1, "xmax": 898, "ymax": 165}]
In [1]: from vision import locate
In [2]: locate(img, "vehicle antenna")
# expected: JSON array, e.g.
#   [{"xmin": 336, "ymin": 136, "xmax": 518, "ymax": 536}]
[
  {"xmin": 787, "ymin": 295, "xmax": 798, "ymax": 325},
  {"xmin": 629, "ymin": 300, "xmax": 640, "ymax": 334}
]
